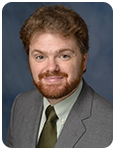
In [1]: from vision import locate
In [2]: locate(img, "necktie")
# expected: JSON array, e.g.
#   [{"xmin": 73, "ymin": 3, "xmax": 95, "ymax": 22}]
[{"xmin": 37, "ymin": 105, "xmax": 58, "ymax": 148}]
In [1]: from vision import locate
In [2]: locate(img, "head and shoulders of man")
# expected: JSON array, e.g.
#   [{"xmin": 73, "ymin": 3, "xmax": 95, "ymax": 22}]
[{"xmin": 17, "ymin": 4, "xmax": 112, "ymax": 110}]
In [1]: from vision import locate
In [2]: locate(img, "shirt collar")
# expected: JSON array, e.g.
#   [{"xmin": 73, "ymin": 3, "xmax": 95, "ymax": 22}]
[{"xmin": 43, "ymin": 79, "xmax": 83, "ymax": 121}]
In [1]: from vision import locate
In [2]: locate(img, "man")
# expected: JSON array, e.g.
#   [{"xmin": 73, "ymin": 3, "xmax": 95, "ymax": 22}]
[{"xmin": 6, "ymin": 5, "xmax": 112, "ymax": 148}]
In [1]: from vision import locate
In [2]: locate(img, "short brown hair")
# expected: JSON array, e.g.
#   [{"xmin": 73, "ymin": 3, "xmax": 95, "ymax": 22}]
[{"xmin": 20, "ymin": 5, "xmax": 89, "ymax": 56}]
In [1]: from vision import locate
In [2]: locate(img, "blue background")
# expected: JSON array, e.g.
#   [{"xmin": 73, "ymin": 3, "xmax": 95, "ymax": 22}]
[{"xmin": 2, "ymin": 2, "xmax": 113, "ymax": 145}]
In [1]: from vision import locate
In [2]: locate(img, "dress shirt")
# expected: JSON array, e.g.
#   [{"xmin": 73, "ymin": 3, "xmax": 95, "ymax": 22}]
[{"xmin": 37, "ymin": 79, "xmax": 83, "ymax": 142}]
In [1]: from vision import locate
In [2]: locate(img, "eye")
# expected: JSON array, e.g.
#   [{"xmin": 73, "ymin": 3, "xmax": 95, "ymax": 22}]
[
  {"xmin": 61, "ymin": 55, "xmax": 68, "ymax": 58},
  {"xmin": 37, "ymin": 55, "xmax": 44, "ymax": 59},
  {"xmin": 35, "ymin": 55, "xmax": 45, "ymax": 61},
  {"xmin": 59, "ymin": 54, "xmax": 70, "ymax": 60}
]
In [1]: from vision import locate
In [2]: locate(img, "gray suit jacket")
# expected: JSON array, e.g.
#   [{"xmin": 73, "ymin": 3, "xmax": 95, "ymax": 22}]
[{"xmin": 6, "ymin": 80, "xmax": 113, "ymax": 148}]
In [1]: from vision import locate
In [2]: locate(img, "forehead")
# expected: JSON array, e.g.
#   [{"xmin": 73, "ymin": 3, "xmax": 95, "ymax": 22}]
[{"xmin": 29, "ymin": 32, "xmax": 80, "ymax": 54}]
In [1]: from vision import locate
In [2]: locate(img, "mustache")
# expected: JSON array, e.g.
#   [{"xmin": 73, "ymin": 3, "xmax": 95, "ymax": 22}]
[{"xmin": 39, "ymin": 72, "xmax": 68, "ymax": 80}]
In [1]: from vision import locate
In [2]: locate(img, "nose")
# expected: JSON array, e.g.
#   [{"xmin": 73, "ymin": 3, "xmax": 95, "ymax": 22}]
[{"xmin": 46, "ymin": 58, "xmax": 60, "ymax": 73}]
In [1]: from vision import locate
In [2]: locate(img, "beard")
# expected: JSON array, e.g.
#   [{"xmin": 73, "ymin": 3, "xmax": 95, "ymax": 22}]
[{"xmin": 32, "ymin": 64, "xmax": 84, "ymax": 99}]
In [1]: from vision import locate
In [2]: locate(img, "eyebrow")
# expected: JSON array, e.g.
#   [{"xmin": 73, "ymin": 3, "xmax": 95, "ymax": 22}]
[{"xmin": 31, "ymin": 48, "xmax": 75, "ymax": 55}]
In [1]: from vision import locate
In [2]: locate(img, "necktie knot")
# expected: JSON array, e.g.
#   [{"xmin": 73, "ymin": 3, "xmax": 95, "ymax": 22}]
[{"xmin": 46, "ymin": 105, "xmax": 58, "ymax": 122}]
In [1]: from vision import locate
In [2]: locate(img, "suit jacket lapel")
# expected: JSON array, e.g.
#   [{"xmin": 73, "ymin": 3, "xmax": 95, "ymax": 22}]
[
  {"xmin": 55, "ymin": 109, "xmax": 86, "ymax": 148},
  {"xmin": 21, "ymin": 93, "xmax": 43, "ymax": 148},
  {"xmin": 55, "ymin": 79, "xmax": 93, "ymax": 148}
]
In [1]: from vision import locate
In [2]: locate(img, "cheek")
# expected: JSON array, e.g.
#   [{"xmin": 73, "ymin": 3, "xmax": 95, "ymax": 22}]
[
  {"xmin": 61, "ymin": 62, "xmax": 77, "ymax": 80},
  {"xmin": 64, "ymin": 60, "xmax": 82, "ymax": 81},
  {"xmin": 29, "ymin": 62, "xmax": 42, "ymax": 80},
  {"xmin": 68, "ymin": 67, "xmax": 77, "ymax": 81}
]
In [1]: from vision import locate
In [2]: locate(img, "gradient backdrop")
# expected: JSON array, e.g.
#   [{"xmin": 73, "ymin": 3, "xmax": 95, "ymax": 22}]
[{"xmin": 2, "ymin": 2, "xmax": 113, "ymax": 145}]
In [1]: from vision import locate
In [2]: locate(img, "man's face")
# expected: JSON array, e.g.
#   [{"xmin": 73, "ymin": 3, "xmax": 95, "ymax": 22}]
[{"xmin": 29, "ymin": 33, "xmax": 87, "ymax": 100}]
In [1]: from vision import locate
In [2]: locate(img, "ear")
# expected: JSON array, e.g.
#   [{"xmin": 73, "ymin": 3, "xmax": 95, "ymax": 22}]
[{"xmin": 83, "ymin": 53, "xmax": 88, "ymax": 72}]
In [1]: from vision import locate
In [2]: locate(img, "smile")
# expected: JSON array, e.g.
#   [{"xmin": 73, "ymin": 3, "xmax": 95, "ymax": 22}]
[{"xmin": 44, "ymin": 76, "xmax": 64, "ymax": 83}]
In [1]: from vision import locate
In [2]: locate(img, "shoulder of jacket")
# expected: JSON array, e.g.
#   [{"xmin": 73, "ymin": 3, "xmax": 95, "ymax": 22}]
[
  {"xmin": 12, "ymin": 89, "xmax": 43, "ymax": 112},
  {"xmin": 92, "ymin": 89, "xmax": 112, "ymax": 109}
]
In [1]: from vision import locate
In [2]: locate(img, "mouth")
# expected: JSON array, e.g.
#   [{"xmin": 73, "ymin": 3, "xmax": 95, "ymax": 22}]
[{"xmin": 44, "ymin": 76, "xmax": 64, "ymax": 83}]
